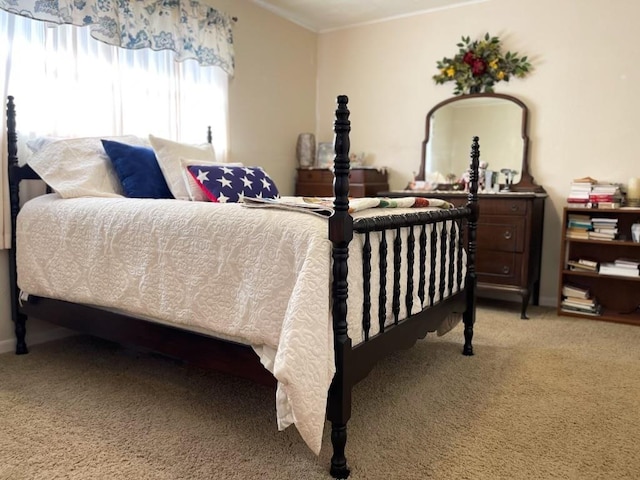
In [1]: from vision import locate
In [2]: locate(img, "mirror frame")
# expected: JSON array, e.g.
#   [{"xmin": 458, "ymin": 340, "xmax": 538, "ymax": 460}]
[{"xmin": 417, "ymin": 92, "xmax": 544, "ymax": 193}]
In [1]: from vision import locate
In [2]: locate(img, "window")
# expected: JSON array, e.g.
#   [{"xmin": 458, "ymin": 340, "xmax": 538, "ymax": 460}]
[
  {"xmin": 1, "ymin": 9, "xmax": 229, "ymax": 248},
  {"xmin": 1, "ymin": 10, "xmax": 228, "ymax": 150}
]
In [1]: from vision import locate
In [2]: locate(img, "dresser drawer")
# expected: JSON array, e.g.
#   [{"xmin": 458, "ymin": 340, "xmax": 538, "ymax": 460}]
[
  {"xmin": 297, "ymin": 169, "xmax": 334, "ymax": 183},
  {"xmin": 480, "ymin": 198, "xmax": 529, "ymax": 216},
  {"xmin": 477, "ymin": 215, "xmax": 526, "ymax": 253},
  {"xmin": 296, "ymin": 168, "xmax": 389, "ymax": 197},
  {"xmin": 477, "ymin": 251, "xmax": 524, "ymax": 284}
]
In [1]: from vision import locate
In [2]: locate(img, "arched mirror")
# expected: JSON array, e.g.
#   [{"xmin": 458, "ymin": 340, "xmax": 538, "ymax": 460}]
[{"xmin": 417, "ymin": 92, "xmax": 543, "ymax": 193}]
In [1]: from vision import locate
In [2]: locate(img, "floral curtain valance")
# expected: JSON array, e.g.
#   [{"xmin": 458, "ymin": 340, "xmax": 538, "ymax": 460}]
[{"xmin": 0, "ymin": 0, "xmax": 235, "ymax": 75}]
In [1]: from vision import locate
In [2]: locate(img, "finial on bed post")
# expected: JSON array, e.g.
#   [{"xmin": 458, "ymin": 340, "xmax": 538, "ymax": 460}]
[
  {"xmin": 206, "ymin": 126, "xmax": 212, "ymax": 144},
  {"xmin": 463, "ymin": 136, "xmax": 480, "ymax": 356},
  {"xmin": 6, "ymin": 95, "xmax": 28, "ymax": 355},
  {"xmin": 328, "ymin": 94, "xmax": 353, "ymax": 479}
]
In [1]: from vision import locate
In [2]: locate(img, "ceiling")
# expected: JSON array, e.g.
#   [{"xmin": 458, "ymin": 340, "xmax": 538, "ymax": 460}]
[{"xmin": 252, "ymin": 0, "xmax": 488, "ymax": 32}]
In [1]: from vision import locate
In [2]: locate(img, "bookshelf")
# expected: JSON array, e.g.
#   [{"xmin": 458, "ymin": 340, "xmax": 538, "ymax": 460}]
[{"xmin": 558, "ymin": 207, "xmax": 640, "ymax": 326}]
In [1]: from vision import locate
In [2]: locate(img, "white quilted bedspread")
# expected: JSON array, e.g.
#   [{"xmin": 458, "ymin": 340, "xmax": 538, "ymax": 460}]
[{"xmin": 16, "ymin": 194, "xmax": 464, "ymax": 455}]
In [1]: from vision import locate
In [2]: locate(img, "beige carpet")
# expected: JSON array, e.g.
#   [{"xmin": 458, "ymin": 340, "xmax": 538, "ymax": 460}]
[{"xmin": 1, "ymin": 299, "xmax": 639, "ymax": 480}]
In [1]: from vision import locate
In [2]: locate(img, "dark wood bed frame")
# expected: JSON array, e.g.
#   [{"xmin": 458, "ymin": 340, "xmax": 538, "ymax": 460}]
[{"xmin": 6, "ymin": 94, "xmax": 479, "ymax": 478}]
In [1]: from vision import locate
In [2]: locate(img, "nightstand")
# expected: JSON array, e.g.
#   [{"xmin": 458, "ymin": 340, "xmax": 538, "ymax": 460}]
[{"xmin": 295, "ymin": 168, "xmax": 389, "ymax": 197}]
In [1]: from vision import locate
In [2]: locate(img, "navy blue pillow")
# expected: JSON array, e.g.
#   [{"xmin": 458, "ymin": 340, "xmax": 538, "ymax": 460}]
[{"xmin": 101, "ymin": 139, "xmax": 173, "ymax": 199}]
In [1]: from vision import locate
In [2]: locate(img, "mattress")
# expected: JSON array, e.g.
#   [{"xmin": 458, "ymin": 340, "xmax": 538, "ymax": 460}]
[{"xmin": 16, "ymin": 193, "xmax": 465, "ymax": 454}]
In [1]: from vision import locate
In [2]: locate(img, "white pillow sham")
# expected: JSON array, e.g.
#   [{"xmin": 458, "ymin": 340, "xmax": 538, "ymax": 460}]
[
  {"xmin": 148, "ymin": 134, "xmax": 217, "ymax": 201},
  {"xmin": 27, "ymin": 135, "xmax": 148, "ymax": 198}
]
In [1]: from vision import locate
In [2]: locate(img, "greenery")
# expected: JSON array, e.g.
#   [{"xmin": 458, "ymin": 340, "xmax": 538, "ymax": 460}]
[{"xmin": 433, "ymin": 33, "xmax": 532, "ymax": 95}]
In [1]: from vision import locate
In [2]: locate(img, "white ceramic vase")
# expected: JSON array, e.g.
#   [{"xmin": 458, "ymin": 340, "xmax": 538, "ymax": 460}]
[{"xmin": 296, "ymin": 133, "xmax": 316, "ymax": 168}]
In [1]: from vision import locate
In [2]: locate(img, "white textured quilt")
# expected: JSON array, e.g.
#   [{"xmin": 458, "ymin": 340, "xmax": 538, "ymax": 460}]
[{"xmin": 16, "ymin": 194, "xmax": 464, "ymax": 454}]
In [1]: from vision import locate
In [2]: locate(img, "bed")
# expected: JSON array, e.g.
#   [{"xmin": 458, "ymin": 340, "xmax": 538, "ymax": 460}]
[{"xmin": 6, "ymin": 94, "xmax": 479, "ymax": 478}]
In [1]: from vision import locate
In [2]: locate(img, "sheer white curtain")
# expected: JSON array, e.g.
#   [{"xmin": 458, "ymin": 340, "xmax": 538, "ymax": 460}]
[{"xmin": 1, "ymin": 10, "xmax": 229, "ymax": 249}]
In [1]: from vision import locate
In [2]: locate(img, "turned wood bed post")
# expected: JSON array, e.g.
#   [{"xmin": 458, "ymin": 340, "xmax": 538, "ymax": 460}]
[
  {"xmin": 6, "ymin": 96, "xmax": 28, "ymax": 354},
  {"xmin": 327, "ymin": 94, "xmax": 353, "ymax": 479},
  {"xmin": 463, "ymin": 136, "xmax": 480, "ymax": 356}
]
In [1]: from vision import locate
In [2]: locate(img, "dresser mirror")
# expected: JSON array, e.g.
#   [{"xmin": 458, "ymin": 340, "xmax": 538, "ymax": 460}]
[{"xmin": 417, "ymin": 92, "xmax": 543, "ymax": 192}]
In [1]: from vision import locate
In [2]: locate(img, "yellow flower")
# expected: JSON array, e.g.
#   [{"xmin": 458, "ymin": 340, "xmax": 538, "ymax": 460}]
[
  {"xmin": 497, "ymin": 71, "xmax": 505, "ymax": 80},
  {"xmin": 446, "ymin": 67, "xmax": 455, "ymax": 77},
  {"xmin": 489, "ymin": 59, "xmax": 498, "ymax": 69}
]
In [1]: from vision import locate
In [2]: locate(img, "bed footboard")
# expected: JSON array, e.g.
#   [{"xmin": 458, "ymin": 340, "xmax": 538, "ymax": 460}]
[{"xmin": 327, "ymin": 96, "xmax": 478, "ymax": 479}]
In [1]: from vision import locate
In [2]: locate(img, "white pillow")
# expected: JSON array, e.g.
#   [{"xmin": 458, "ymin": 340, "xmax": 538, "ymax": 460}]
[
  {"xmin": 27, "ymin": 135, "xmax": 148, "ymax": 198},
  {"xmin": 148, "ymin": 134, "xmax": 216, "ymax": 200},
  {"xmin": 180, "ymin": 158, "xmax": 244, "ymax": 201}
]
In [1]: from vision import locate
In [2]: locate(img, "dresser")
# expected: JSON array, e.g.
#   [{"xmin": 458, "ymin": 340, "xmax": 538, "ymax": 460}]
[
  {"xmin": 384, "ymin": 191, "xmax": 547, "ymax": 318},
  {"xmin": 295, "ymin": 168, "xmax": 389, "ymax": 197}
]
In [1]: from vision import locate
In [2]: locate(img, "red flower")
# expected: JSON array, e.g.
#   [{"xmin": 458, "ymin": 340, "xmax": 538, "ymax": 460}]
[
  {"xmin": 471, "ymin": 59, "xmax": 486, "ymax": 76},
  {"xmin": 463, "ymin": 51, "xmax": 475, "ymax": 65}
]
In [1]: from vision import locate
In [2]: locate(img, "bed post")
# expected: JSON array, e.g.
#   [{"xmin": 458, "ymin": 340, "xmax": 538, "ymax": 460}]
[
  {"xmin": 6, "ymin": 96, "xmax": 28, "ymax": 354},
  {"xmin": 463, "ymin": 136, "xmax": 480, "ymax": 356},
  {"xmin": 327, "ymin": 94, "xmax": 353, "ymax": 479}
]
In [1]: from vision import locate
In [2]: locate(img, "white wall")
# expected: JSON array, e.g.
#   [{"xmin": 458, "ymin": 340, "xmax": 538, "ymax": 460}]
[{"xmin": 317, "ymin": 0, "xmax": 640, "ymax": 306}]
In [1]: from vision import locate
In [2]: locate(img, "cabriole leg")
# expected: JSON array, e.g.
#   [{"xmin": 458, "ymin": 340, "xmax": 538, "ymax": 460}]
[{"xmin": 330, "ymin": 422, "xmax": 350, "ymax": 479}]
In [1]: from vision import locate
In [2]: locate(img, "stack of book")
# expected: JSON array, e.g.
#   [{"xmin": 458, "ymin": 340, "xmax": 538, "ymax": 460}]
[
  {"xmin": 588, "ymin": 183, "xmax": 623, "ymax": 209},
  {"xmin": 588, "ymin": 217, "xmax": 618, "ymax": 240},
  {"xmin": 598, "ymin": 258, "xmax": 640, "ymax": 277},
  {"xmin": 566, "ymin": 258, "xmax": 599, "ymax": 272},
  {"xmin": 567, "ymin": 177, "xmax": 596, "ymax": 207},
  {"xmin": 560, "ymin": 283, "xmax": 602, "ymax": 316},
  {"xmin": 566, "ymin": 214, "xmax": 592, "ymax": 239}
]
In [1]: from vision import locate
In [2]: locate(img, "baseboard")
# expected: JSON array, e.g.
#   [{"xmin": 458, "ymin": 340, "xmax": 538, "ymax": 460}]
[
  {"xmin": 0, "ymin": 327, "xmax": 74, "ymax": 354},
  {"xmin": 539, "ymin": 295, "xmax": 558, "ymax": 308}
]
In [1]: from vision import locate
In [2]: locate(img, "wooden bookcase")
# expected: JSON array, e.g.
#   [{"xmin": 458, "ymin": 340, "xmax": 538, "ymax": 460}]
[{"xmin": 558, "ymin": 207, "xmax": 640, "ymax": 325}]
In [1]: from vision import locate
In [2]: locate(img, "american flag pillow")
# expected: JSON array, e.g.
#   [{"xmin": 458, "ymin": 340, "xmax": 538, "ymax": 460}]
[{"xmin": 186, "ymin": 165, "xmax": 280, "ymax": 203}]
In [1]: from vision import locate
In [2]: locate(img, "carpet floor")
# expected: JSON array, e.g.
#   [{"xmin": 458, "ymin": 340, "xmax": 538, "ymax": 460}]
[{"xmin": 1, "ymin": 299, "xmax": 638, "ymax": 480}]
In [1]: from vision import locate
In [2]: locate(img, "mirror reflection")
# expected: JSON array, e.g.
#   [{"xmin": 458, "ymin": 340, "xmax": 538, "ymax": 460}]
[{"xmin": 417, "ymin": 93, "xmax": 538, "ymax": 192}]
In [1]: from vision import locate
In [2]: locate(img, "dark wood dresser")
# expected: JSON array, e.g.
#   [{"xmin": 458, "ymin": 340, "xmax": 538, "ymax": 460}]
[
  {"xmin": 384, "ymin": 191, "xmax": 547, "ymax": 318},
  {"xmin": 295, "ymin": 168, "xmax": 389, "ymax": 197}
]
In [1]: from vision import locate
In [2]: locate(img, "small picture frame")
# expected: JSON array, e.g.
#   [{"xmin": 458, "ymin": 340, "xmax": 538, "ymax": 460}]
[{"xmin": 316, "ymin": 142, "xmax": 334, "ymax": 169}]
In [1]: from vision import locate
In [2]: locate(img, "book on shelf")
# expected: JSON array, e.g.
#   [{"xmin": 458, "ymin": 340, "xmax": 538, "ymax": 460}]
[
  {"xmin": 593, "ymin": 201, "xmax": 621, "ymax": 209},
  {"xmin": 566, "ymin": 260, "xmax": 598, "ymax": 272},
  {"xmin": 588, "ymin": 231, "xmax": 617, "ymax": 240},
  {"xmin": 562, "ymin": 297, "xmax": 596, "ymax": 308},
  {"xmin": 572, "ymin": 177, "xmax": 598, "ymax": 184},
  {"xmin": 560, "ymin": 306, "xmax": 603, "ymax": 317},
  {"xmin": 590, "ymin": 217, "xmax": 618, "ymax": 225},
  {"xmin": 614, "ymin": 258, "xmax": 640, "ymax": 268},
  {"xmin": 561, "ymin": 283, "xmax": 591, "ymax": 299},
  {"xmin": 566, "ymin": 230, "xmax": 590, "ymax": 240},
  {"xmin": 577, "ymin": 258, "xmax": 599, "ymax": 268},
  {"xmin": 598, "ymin": 262, "xmax": 640, "ymax": 277}
]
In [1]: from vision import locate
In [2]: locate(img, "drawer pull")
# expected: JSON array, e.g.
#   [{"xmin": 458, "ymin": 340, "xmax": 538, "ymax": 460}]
[
  {"xmin": 502, "ymin": 265, "xmax": 510, "ymax": 274},
  {"xmin": 503, "ymin": 230, "xmax": 513, "ymax": 240},
  {"xmin": 510, "ymin": 204, "xmax": 519, "ymax": 212}
]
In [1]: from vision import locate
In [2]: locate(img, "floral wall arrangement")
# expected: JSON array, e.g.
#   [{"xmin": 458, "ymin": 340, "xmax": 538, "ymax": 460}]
[{"xmin": 433, "ymin": 33, "xmax": 532, "ymax": 95}]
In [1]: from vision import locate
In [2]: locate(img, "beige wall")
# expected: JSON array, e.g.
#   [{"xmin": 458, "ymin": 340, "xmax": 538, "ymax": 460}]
[
  {"xmin": 0, "ymin": 0, "xmax": 318, "ymax": 352},
  {"xmin": 3, "ymin": 0, "xmax": 639, "ymax": 350},
  {"xmin": 317, "ymin": 0, "xmax": 640, "ymax": 305}
]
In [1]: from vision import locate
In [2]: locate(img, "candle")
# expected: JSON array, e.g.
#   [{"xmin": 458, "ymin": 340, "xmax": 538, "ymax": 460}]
[{"xmin": 628, "ymin": 177, "xmax": 640, "ymax": 200}]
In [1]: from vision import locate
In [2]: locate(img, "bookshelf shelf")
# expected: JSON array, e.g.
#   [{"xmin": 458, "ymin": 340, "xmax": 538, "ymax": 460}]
[
  {"xmin": 558, "ymin": 207, "xmax": 640, "ymax": 326},
  {"xmin": 562, "ymin": 270, "xmax": 640, "ymax": 281}
]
